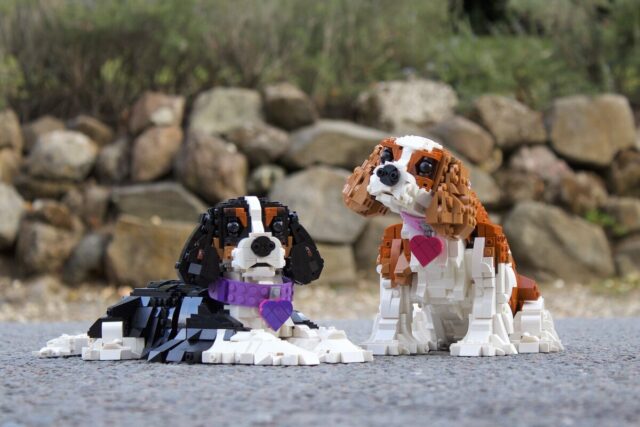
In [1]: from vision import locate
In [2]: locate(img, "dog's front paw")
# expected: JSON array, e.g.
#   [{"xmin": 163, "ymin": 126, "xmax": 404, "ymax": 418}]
[
  {"xmin": 34, "ymin": 333, "xmax": 90, "ymax": 358},
  {"xmin": 287, "ymin": 326, "xmax": 373, "ymax": 363},
  {"xmin": 202, "ymin": 329, "xmax": 320, "ymax": 366},
  {"xmin": 450, "ymin": 339, "xmax": 517, "ymax": 357}
]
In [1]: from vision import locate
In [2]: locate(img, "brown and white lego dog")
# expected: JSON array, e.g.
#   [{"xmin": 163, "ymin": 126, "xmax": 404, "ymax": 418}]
[{"xmin": 343, "ymin": 135, "xmax": 563, "ymax": 356}]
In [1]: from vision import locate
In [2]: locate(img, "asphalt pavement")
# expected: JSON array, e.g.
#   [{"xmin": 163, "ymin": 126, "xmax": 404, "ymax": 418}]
[{"xmin": 1, "ymin": 318, "xmax": 638, "ymax": 427}]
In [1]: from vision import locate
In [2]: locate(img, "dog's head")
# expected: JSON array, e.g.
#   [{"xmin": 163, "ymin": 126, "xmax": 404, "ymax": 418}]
[
  {"xmin": 344, "ymin": 135, "xmax": 458, "ymax": 216},
  {"xmin": 176, "ymin": 196, "xmax": 323, "ymax": 286}
]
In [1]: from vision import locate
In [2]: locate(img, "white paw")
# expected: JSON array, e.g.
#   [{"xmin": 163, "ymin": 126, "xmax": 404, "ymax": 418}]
[
  {"xmin": 81, "ymin": 322, "xmax": 144, "ymax": 361},
  {"xmin": 511, "ymin": 298, "xmax": 564, "ymax": 354},
  {"xmin": 450, "ymin": 336, "xmax": 517, "ymax": 357},
  {"xmin": 34, "ymin": 333, "xmax": 90, "ymax": 358},
  {"xmin": 202, "ymin": 329, "xmax": 320, "ymax": 366},
  {"xmin": 287, "ymin": 326, "xmax": 373, "ymax": 364},
  {"xmin": 360, "ymin": 335, "xmax": 425, "ymax": 356}
]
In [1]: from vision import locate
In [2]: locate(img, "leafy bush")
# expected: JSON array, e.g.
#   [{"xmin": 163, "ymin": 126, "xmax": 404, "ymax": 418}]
[{"xmin": 0, "ymin": 0, "xmax": 637, "ymax": 123}]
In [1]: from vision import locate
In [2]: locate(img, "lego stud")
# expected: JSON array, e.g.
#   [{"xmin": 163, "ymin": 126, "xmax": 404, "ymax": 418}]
[
  {"xmin": 251, "ymin": 236, "xmax": 276, "ymax": 257},
  {"xmin": 376, "ymin": 164, "xmax": 400, "ymax": 186}
]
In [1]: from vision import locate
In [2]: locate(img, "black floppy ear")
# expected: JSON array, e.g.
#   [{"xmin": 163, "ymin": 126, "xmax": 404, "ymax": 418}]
[
  {"xmin": 176, "ymin": 209, "xmax": 221, "ymax": 286},
  {"xmin": 283, "ymin": 212, "xmax": 324, "ymax": 285}
]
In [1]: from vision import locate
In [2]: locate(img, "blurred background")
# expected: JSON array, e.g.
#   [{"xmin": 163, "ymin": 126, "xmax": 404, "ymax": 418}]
[{"xmin": 0, "ymin": 0, "xmax": 638, "ymax": 321}]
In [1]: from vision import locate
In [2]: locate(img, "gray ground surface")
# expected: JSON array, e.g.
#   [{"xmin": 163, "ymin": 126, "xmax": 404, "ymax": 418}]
[{"xmin": 1, "ymin": 319, "xmax": 638, "ymax": 427}]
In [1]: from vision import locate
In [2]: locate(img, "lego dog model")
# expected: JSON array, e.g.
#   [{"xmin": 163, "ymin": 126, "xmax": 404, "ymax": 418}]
[
  {"xmin": 343, "ymin": 136, "xmax": 563, "ymax": 357},
  {"xmin": 36, "ymin": 196, "xmax": 372, "ymax": 365}
]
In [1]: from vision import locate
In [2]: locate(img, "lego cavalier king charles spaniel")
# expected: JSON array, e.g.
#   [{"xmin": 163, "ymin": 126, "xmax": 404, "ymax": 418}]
[
  {"xmin": 36, "ymin": 196, "xmax": 371, "ymax": 366},
  {"xmin": 343, "ymin": 135, "xmax": 563, "ymax": 356}
]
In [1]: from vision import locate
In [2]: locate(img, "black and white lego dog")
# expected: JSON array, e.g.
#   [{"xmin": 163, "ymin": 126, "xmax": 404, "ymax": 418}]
[{"xmin": 36, "ymin": 196, "xmax": 371, "ymax": 365}]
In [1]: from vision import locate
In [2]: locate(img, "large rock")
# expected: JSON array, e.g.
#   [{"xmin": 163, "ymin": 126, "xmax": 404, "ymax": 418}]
[
  {"xmin": 21, "ymin": 115, "xmax": 65, "ymax": 152},
  {"xmin": 354, "ymin": 214, "xmax": 401, "ymax": 278},
  {"xmin": 111, "ymin": 182, "xmax": 206, "ymax": 222},
  {"xmin": 601, "ymin": 197, "xmax": 640, "ymax": 236},
  {"xmin": 131, "ymin": 126, "xmax": 183, "ymax": 182},
  {"xmin": 62, "ymin": 232, "xmax": 109, "ymax": 284},
  {"xmin": 549, "ymin": 94, "xmax": 635, "ymax": 166},
  {"xmin": 129, "ymin": 92, "xmax": 185, "ymax": 134},
  {"xmin": 62, "ymin": 185, "xmax": 111, "ymax": 229},
  {"xmin": 503, "ymin": 202, "xmax": 615, "ymax": 282},
  {"xmin": 175, "ymin": 132, "xmax": 248, "ymax": 203},
  {"xmin": 315, "ymin": 243, "xmax": 357, "ymax": 285},
  {"xmin": 263, "ymin": 82, "xmax": 318, "ymax": 130},
  {"xmin": 356, "ymin": 79, "xmax": 458, "ymax": 133},
  {"xmin": 13, "ymin": 174, "xmax": 77, "ymax": 200},
  {"xmin": 27, "ymin": 130, "xmax": 98, "ymax": 181},
  {"xmin": 472, "ymin": 95, "xmax": 546, "ymax": 149},
  {"xmin": 494, "ymin": 170, "xmax": 545, "ymax": 206},
  {"xmin": 15, "ymin": 220, "xmax": 81, "ymax": 275},
  {"xmin": 0, "ymin": 183, "xmax": 25, "ymax": 249},
  {"xmin": 96, "ymin": 138, "xmax": 130, "ymax": 184},
  {"xmin": 556, "ymin": 171, "xmax": 608, "ymax": 216},
  {"xmin": 0, "ymin": 148, "xmax": 20, "ymax": 183},
  {"xmin": 0, "ymin": 109, "xmax": 23, "ymax": 152},
  {"xmin": 283, "ymin": 120, "xmax": 387, "ymax": 170},
  {"xmin": 226, "ymin": 122, "xmax": 291, "ymax": 166},
  {"xmin": 269, "ymin": 166, "xmax": 367, "ymax": 244},
  {"xmin": 509, "ymin": 145, "xmax": 573, "ymax": 186},
  {"xmin": 608, "ymin": 149, "xmax": 640, "ymax": 198},
  {"xmin": 67, "ymin": 115, "xmax": 114, "ymax": 146},
  {"xmin": 189, "ymin": 87, "xmax": 263, "ymax": 136},
  {"xmin": 247, "ymin": 164, "xmax": 286, "ymax": 196},
  {"xmin": 614, "ymin": 235, "xmax": 640, "ymax": 277},
  {"xmin": 105, "ymin": 215, "xmax": 193, "ymax": 286},
  {"xmin": 428, "ymin": 116, "xmax": 495, "ymax": 164}
]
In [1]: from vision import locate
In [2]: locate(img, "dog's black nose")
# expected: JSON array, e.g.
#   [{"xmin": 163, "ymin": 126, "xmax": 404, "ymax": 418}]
[
  {"xmin": 376, "ymin": 164, "xmax": 400, "ymax": 187},
  {"xmin": 251, "ymin": 236, "xmax": 276, "ymax": 257}
]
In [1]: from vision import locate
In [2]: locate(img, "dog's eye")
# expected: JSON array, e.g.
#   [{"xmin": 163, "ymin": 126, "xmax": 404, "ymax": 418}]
[
  {"xmin": 417, "ymin": 158, "xmax": 436, "ymax": 177},
  {"xmin": 227, "ymin": 220, "xmax": 241, "ymax": 235},
  {"xmin": 380, "ymin": 148, "xmax": 394, "ymax": 164},
  {"xmin": 271, "ymin": 220, "xmax": 284, "ymax": 233}
]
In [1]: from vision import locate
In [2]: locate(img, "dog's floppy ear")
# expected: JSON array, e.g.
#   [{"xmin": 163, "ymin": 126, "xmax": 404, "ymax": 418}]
[
  {"xmin": 425, "ymin": 150, "xmax": 478, "ymax": 240},
  {"xmin": 343, "ymin": 144, "xmax": 389, "ymax": 217},
  {"xmin": 176, "ymin": 209, "xmax": 222, "ymax": 286},
  {"xmin": 283, "ymin": 212, "xmax": 324, "ymax": 285}
]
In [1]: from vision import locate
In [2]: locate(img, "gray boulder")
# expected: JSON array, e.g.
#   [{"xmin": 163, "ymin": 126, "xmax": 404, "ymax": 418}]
[
  {"xmin": 283, "ymin": 120, "xmax": 387, "ymax": 170},
  {"xmin": 247, "ymin": 164, "xmax": 286, "ymax": 196},
  {"xmin": 354, "ymin": 214, "xmax": 401, "ymax": 278},
  {"xmin": 0, "ymin": 109, "xmax": 23, "ymax": 152},
  {"xmin": 105, "ymin": 215, "xmax": 193, "ymax": 286},
  {"xmin": 315, "ymin": 243, "xmax": 357, "ymax": 285},
  {"xmin": 269, "ymin": 166, "xmax": 367, "ymax": 244},
  {"xmin": 0, "ymin": 183, "xmax": 25, "ymax": 249},
  {"xmin": 549, "ymin": 94, "xmax": 635, "ymax": 166},
  {"xmin": 131, "ymin": 126, "xmax": 183, "ymax": 182},
  {"xmin": 469, "ymin": 164, "xmax": 501, "ymax": 207},
  {"xmin": 472, "ymin": 95, "xmax": 546, "ymax": 150},
  {"xmin": 96, "ymin": 138, "xmax": 130, "ymax": 184},
  {"xmin": 16, "ymin": 219, "xmax": 81, "ymax": 275},
  {"xmin": 263, "ymin": 82, "xmax": 318, "ymax": 130},
  {"xmin": 111, "ymin": 182, "xmax": 206, "ymax": 222},
  {"xmin": 67, "ymin": 115, "xmax": 114, "ymax": 146},
  {"xmin": 27, "ymin": 130, "xmax": 98, "ymax": 181},
  {"xmin": 63, "ymin": 232, "xmax": 109, "ymax": 284},
  {"xmin": 62, "ymin": 185, "xmax": 111, "ymax": 229},
  {"xmin": 175, "ymin": 132, "xmax": 248, "ymax": 203},
  {"xmin": 13, "ymin": 174, "xmax": 77, "ymax": 200},
  {"xmin": 0, "ymin": 148, "xmax": 21, "ymax": 183},
  {"xmin": 509, "ymin": 145, "xmax": 573, "ymax": 186},
  {"xmin": 189, "ymin": 87, "xmax": 263, "ymax": 136},
  {"xmin": 21, "ymin": 115, "xmax": 65, "ymax": 152},
  {"xmin": 503, "ymin": 201, "xmax": 615, "ymax": 282},
  {"xmin": 556, "ymin": 171, "xmax": 608, "ymax": 215},
  {"xmin": 129, "ymin": 92, "xmax": 185, "ymax": 134},
  {"xmin": 356, "ymin": 79, "xmax": 458, "ymax": 133},
  {"xmin": 428, "ymin": 116, "xmax": 495, "ymax": 164},
  {"xmin": 601, "ymin": 197, "xmax": 640, "ymax": 236},
  {"xmin": 614, "ymin": 235, "xmax": 640, "ymax": 277},
  {"xmin": 226, "ymin": 122, "xmax": 291, "ymax": 166},
  {"xmin": 494, "ymin": 170, "xmax": 545, "ymax": 206}
]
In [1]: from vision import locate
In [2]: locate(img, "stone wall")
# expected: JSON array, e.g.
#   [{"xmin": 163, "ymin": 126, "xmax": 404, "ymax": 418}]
[{"xmin": 0, "ymin": 79, "xmax": 638, "ymax": 287}]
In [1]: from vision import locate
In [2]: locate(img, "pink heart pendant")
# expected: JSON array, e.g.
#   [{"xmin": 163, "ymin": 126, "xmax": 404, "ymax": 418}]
[
  {"xmin": 259, "ymin": 299, "xmax": 293, "ymax": 331},
  {"xmin": 410, "ymin": 236, "xmax": 444, "ymax": 267}
]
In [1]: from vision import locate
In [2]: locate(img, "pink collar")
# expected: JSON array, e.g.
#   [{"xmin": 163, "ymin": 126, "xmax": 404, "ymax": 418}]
[{"xmin": 400, "ymin": 211, "xmax": 426, "ymax": 233}]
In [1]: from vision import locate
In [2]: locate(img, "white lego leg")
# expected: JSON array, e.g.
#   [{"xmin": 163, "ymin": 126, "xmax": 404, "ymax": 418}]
[
  {"xmin": 201, "ymin": 329, "xmax": 320, "ymax": 366},
  {"xmin": 450, "ymin": 239, "xmax": 517, "ymax": 357},
  {"xmin": 286, "ymin": 325, "xmax": 373, "ymax": 364},
  {"xmin": 81, "ymin": 322, "xmax": 145, "ymax": 361},
  {"xmin": 511, "ymin": 297, "xmax": 564, "ymax": 353},
  {"xmin": 34, "ymin": 333, "xmax": 90, "ymax": 358},
  {"xmin": 362, "ymin": 276, "xmax": 423, "ymax": 355},
  {"xmin": 411, "ymin": 305, "xmax": 438, "ymax": 351}
]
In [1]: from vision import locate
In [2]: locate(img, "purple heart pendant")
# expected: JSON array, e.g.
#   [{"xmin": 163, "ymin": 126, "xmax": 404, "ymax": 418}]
[{"xmin": 259, "ymin": 299, "xmax": 293, "ymax": 331}]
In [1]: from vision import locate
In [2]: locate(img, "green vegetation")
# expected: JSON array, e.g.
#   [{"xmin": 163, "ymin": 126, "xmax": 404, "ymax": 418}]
[
  {"xmin": 585, "ymin": 209, "xmax": 628, "ymax": 237},
  {"xmin": 0, "ymin": 0, "xmax": 638, "ymax": 122}
]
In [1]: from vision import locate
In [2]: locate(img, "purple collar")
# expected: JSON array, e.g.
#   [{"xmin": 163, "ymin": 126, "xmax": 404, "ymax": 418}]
[{"xmin": 209, "ymin": 277, "xmax": 293, "ymax": 307}]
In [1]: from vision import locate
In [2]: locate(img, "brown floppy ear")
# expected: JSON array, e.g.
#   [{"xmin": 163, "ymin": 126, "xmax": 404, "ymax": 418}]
[
  {"xmin": 343, "ymin": 145, "xmax": 388, "ymax": 217},
  {"xmin": 425, "ymin": 151, "xmax": 478, "ymax": 240}
]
